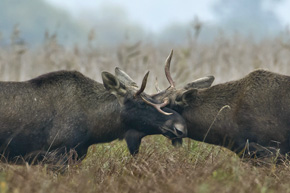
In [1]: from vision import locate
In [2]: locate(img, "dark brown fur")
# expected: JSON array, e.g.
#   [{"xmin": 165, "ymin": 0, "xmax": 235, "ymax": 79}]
[
  {"xmin": 0, "ymin": 70, "xmax": 186, "ymax": 162},
  {"xmin": 153, "ymin": 69, "xmax": 290, "ymax": 157}
]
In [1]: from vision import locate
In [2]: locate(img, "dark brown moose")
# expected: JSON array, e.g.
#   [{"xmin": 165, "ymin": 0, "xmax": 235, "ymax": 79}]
[
  {"xmin": 0, "ymin": 68, "xmax": 187, "ymax": 162},
  {"xmin": 152, "ymin": 50, "xmax": 290, "ymax": 158}
]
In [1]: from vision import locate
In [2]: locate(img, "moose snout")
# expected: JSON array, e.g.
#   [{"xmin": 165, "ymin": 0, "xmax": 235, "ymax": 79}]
[
  {"xmin": 161, "ymin": 119, "xmax": 187, "ymax": 139},
  {"xmin": 173, "ymin": 123, "xmax": 187, "ymax": 138}
]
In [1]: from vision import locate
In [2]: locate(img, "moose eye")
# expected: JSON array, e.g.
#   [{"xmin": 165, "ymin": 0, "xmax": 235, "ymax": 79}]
[{"xmin": 175, "ymin": 95, "xmax": 182, "ymax": 102}]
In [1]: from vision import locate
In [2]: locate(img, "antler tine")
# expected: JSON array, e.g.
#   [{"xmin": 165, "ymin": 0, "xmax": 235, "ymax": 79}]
[
  {"xmin": 141, "ymin": 96, "xmax": 172, "ymax": 116},
  {"xmin": 165, "ymin": 49, "xmax": 175, "ymax": 88},
  {"xmin": 155, "ymin": 77, "xmax": 161, "ymax": 93},
  {"xmin": 134, "ymin": 71, "xmax": 149, "ymax": 97}
]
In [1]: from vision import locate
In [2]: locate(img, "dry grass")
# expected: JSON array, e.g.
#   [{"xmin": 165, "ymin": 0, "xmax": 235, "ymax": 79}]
[
  {"xmin": 2, "ymin": 31, "xmax": 290, "ymax": 91},
  {"xmin": 1, "ymin": 138, "xmax": 290, "ymax": 193},
  {"xmin": 1, "ymin": 31, "xmax": 290, "ymax": 192}
]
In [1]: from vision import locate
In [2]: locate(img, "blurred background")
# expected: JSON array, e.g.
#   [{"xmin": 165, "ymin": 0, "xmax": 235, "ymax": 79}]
[{"xmin": 1, "ymin": 0, "xmax": 290, "ymax": 91}]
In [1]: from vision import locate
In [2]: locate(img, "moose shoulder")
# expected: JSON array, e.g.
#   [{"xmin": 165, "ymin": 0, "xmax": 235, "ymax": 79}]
[
  {"xmin": 153, "ymin": 50, "xmax": 290, "ymax": 158},
  {"xmin": 0, "ymin": 69, "xmax": 187, "ymax": 162}
]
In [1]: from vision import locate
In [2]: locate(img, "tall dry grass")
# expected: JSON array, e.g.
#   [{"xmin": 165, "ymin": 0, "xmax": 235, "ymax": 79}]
[
  {"xmin": 1, "ymin": 29, "xmax": 290, "ymax": 192},
  {"xmin": 2, "ymin": 28, "xmax": 290, "ymax": 91}
]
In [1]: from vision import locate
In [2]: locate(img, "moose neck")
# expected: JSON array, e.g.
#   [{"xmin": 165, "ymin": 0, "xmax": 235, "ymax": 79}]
[
  {"xmin": 82, "ymin": 84, "xmax": 127, "ymax": 145},
  {"xmin": 183, "ymin": 79, "xmax": 245, "ymax": 150}
]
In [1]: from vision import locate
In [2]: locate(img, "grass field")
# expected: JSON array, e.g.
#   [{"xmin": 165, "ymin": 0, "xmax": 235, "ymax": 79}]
[
  {"xmin": 0, "ymin": 137, "xmax": 290, "ymax": 193},
  {"xmin": 1, "ymin": 32, "xmax": 290, "ymax": 192}
]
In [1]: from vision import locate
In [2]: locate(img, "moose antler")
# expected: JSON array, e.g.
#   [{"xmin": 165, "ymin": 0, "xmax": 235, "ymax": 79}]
[
  {"xmin": 155, "ymin": 77, "xmax": 161, "ymax": 93},
  {"xmin": 141, "ymin": 96, "xmax": 172, "ymax": 115},
  {"xmin": 165, "ymin": 49, "xmax": 175, "ymax": 89},
  {"xmin": 134, "ymin": 71, "xmax": 149, "ymax": 97},
  {"xmin": 135, "ymin": 71, "xmax": 172, "ymax": 115}
]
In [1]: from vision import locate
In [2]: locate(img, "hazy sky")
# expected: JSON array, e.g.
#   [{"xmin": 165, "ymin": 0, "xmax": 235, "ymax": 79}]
[
  {"xmin": 43, "ymin": 0, "xmax": 216, "ymax": 32},
  {"xmin": 45, "ymin": 0, "xmax": 290, "ymax": 32}
]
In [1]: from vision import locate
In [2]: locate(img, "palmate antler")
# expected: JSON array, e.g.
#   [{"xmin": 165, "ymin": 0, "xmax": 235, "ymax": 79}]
[
  {"xmin": 141, "ymin": 96, "xmax": 172, "ymax": 116},
  {"xmin": 164, "ymin": 49, "xmax": 215, "ymax": 90},
  {"xmin": 155, "ymin": 77, "xmax": 161, "ymax": 93},
  {"xmin": 154, "ymin": 49, "xmax": 176, "ymax": 92},
  {"xmin": 165, "ymin": 49, "xmax": 175, "ymax": 89},
  {"xmin": 134, "ymin": 71, "xmax": 172, "ymax": 115},
  {"xmin": 134, "ymin": 71, "xmax": 149, "ymax": 97}
]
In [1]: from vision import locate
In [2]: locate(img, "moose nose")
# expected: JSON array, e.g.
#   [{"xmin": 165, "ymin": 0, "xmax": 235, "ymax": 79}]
[{"xmin": 174, "ymin": 123, "xmax": 187, "ymax": 137}]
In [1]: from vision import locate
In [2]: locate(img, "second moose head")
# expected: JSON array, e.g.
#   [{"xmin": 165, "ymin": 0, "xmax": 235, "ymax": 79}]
[{"xmin": 153, "ymin": 50, "xmax": 290, "ymax": 159}]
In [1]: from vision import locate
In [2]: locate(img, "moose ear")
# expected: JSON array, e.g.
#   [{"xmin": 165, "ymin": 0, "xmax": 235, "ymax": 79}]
[
  {"xmin": 115, "ymin": 67, "xmax": 138, "ymax": 88},
  {"xmin": 175, "ymin": 89, "xmax": 198, "ymax": 106},
  {"xmin": 184, "ymin": 76, "xmax": 215, "ymax": 90},
  {"xmin": 102, "ymin": 72, "xmax": 126, "ymax": 96}
]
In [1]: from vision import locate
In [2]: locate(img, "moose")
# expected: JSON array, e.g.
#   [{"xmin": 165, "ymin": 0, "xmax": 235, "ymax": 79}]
[
  {"xmin": 151, "ymin": 50, "xmax": 290, "ymax": 158},
  {"xmin": 0, "ymin": 68, "xmax": 187, "ymax": 163}
]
